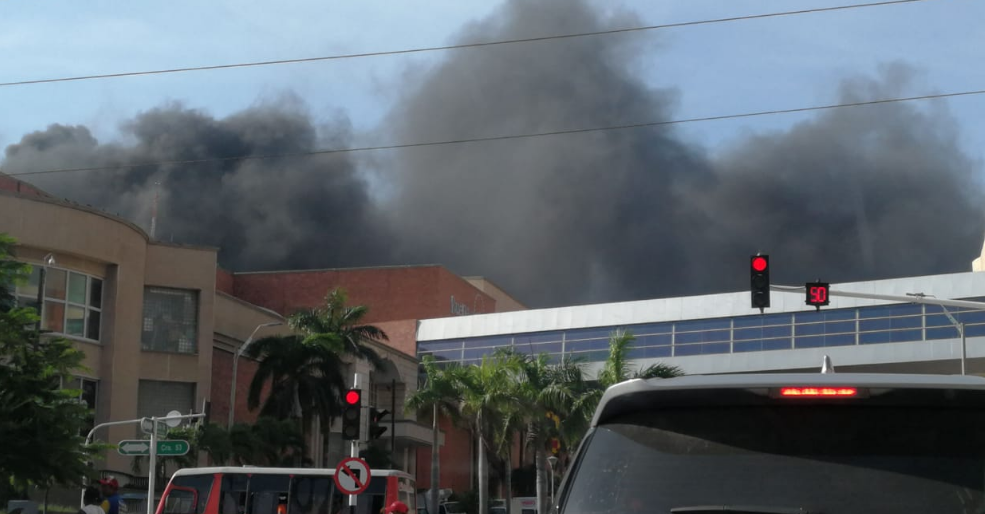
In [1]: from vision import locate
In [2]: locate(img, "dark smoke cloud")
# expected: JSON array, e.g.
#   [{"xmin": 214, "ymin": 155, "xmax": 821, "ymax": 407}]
[
  {"xmin": 3, "ymin": 99, "xmax": 392, "ymax": 271},
  {"xmin": 3, "ymin": 0, "xmax": 983, "ymax": 308},
  {"xmin": 382, "ymin": 0, "xmax": 984, "ymax": 306}
]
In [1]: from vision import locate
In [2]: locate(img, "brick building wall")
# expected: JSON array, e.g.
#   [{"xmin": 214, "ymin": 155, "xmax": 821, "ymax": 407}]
[
  {"xmin": 229, "ymin": 265, "xmax": 497, "ymax": 321},
  {"xmin": 211, "ymin": 348, "xmax": 268, "ymax": 426}
]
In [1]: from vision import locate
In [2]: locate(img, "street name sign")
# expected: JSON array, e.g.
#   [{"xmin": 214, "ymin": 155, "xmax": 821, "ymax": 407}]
[{"xmin": 118, "ymin": 440, "xmax": 190, "ymax": 456}]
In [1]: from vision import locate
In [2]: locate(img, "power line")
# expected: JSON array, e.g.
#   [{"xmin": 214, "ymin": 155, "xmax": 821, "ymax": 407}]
[
  {"xmin": 0, "ymin": 0, "xmax": 930, "ymax": 88},
  {"xmin": 6, "ymin": 85, "xmax": 982, "ymax": 178}
]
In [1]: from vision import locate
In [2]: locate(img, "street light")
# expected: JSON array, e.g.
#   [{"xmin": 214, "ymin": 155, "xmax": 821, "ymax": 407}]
[
  {"xmin": 228, "ymin": 321, "xmax": 283, "ymax": 427},
  {"xmin": 34, "ymin": 254, "xmax": 55, "ymax": 332},
  {"xmin": 547, "ymin": 455, "xmax": 559, "ymax": 506},
  {"xmin": 908, "ymin": 292, "xmax": 967, "ymax": 375}
]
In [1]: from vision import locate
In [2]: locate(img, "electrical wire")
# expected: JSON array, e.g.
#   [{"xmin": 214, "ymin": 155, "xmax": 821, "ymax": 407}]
[
  {"xmin": 0, "ymin": 0, "xmax": 931, "ymax": 88},
  {"xmin": 5, "ymin": 84, "xmax": 981, "ymax": 177}
]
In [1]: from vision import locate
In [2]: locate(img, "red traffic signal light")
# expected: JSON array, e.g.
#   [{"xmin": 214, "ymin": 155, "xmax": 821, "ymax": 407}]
[
  {"xmin": 345, "ymin": 389, "xmax": 361, "ymax": 405},
  {"xmin": 752, "ymin": 256, "xmax": 768, "ymax": 272},
  {"xmin": 750, "ymin": 254, "xmax": 771, "ymax": 310}
]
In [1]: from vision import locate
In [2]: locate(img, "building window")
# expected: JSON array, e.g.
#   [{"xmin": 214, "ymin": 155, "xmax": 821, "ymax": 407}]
[
  {"xmin": 142, "ymin": 287, "xmax": 198, "ymax": 354},
  {"xmin": 14, "ymin": 266, "xmax": 103, "ymax": 342},
  {"xmin": 137, "ymin": 380, "xmax": 195, "ymax": 421},
  {"xmin": 63, "ymin": 376, "xmax": 98, "ymax": 436}
]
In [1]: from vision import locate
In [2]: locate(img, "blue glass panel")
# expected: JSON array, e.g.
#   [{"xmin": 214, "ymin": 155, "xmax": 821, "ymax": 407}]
[
  {"xmin": 675, "ymin": 319, "xmax": 731, "ymax": 332},
  {"xmin": 824, "ymin": 333, "xmax": 855, "ymax": 347},
  {"xmin": 513, "ymin": 331, "xmax": 564, "ymax": 345},
  {"xmin": 967, "ymin": 324, "xmax": 985, "ymax": 337},
  {"xmin": 418, "ymin": 340, "xmax": 464, "ymax": 352},
  {"xmin": 859, "ymin": 318, "xmax": 890, "ymax": 332},
  {"xmin": 673, "ymin": 343, "xmax": 704, "ymax": 357},
  {"xmin": 762, "ymin": 325, "xmax": 791, "ymax": 338},
  {"xmin": 565, "ymin": 339, "xmax": 608, "ymax": 353},
  {"xmin": 626, "ymin": 347, "xmax": 646, "ymax": 359},
  {"xmin": 733, "ymin": 328, "xmax": 764, "ymax": 342},
  {"xmin": 957, "ymin": 310, "xmax": 985, "ymax": 325},
  {"xmin": 637, "ymin": 333, "xmax": 671, "ymax": 349},
  {"xmin": 734, "ymin": 340, "xmax": 764, "ymax": 352},
  {"xmin": 825, "ymin": 321, "xmax": 856, "ymax": 335},
  {"xmin": 860, "ymin": 331, "xmax": 891, "ymax": 344},
  {"xmin": 643, "ymin": 345, "xmax": 672, "ymax": 358},
  {"xmin": 464, "ymin": 348, "xmax": 496, "ymax": 360},
  {"xmin": 427, "ymin": 349, "xmax": 464, "ymax": 360},
  {"xmin": 824, "ymin": 309, "xmax": 857, "ymax": 321},
  {"xmin": 795, "ymin": 322, "xmax": 824, "ymax": 336},
  {"xmin": 702, "ymin": 342, "xmax": 731, "ymax": 354},
  {"xmin": 625, "ymin": 322, "xmax": 673, "ymax": 335},
  {"xmin": 795, "ymin": 335, "xmax": 825, "ymax": 349},
  {"xmin": 762, "ymin": 338, "xmax": 791, "ymax": 351},
  {"xmin": 859, "ymin": 305, "xmax": 894, "ymax": 319},
  {"xmin": 733, "ymin": 314, "xmax": 791, "ymax": 329},
  {"xmin": 528, "ymin": 342, "xmax": 562, "ymax": 356},
  {"xmin": 891, "ymin": 329, "xmax": 923, "ymax": 343},
  {"xmin": 463, "ymin": 335, "xmax": 514, "ymax": 349},
  {"xmin": 926, "ymin": 326, "xmax": 959, "ymax": 340},
  {"xmin": 563, "ymin": 327, "xmax": 617, "ymax": 341},
  {"xmin": 675, "ymin": 329, "xmax": 730, "ymax": 344}
]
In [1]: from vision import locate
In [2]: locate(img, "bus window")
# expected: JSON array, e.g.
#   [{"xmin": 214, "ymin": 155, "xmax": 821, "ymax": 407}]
[
  {"xmin": 164, "ymin": 475, "xmax": 215, "ymax": 514},
  {"xmin": 350, "ymin": 477, "xmax": 385, "ymax": 514},
  {"xmin": 397, "ymin": 479, "xmax": 415, "ymax": 511},
  {"xmin": 163, "ymin": 488, "xmax": 197, "ymax": 514},
  {"xmin": 220, "ymin": 475, "xmax": 248, "ymax": 514},
  {"xmin": 289, "ymin": 476, "xmax": 332, "ymax": 514},
  {"xmin": 247, "ymin": 475, "xmax": 291, "ymax": 514}
]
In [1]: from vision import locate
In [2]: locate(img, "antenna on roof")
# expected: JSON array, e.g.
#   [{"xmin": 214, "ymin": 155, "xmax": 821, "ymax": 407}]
[{"xmin": 821, "ymin": 355, "xmax": 835, "ymax": 374}]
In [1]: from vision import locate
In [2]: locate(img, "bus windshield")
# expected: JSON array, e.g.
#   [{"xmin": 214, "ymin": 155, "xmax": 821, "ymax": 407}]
[{"xmin": 561, "ymin": 405, "xmax": 985, "ymax": 514}]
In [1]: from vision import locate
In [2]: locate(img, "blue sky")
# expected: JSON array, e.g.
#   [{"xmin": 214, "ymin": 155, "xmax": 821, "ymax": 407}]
[{"xmin": 2, "ymin": 0, "xmax": 984, "ymax": 161}]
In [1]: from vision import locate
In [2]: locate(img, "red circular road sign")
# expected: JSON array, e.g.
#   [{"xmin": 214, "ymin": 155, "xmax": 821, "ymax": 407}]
[{"xmin": 334, "ymin": 457, "xmax": 372, "ymax": 495}]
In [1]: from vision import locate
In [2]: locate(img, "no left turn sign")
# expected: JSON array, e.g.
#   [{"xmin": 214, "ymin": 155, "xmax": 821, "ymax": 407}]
[{"xmin": 334, "ymin": 457, "xmax": 372, "ymax": 495}]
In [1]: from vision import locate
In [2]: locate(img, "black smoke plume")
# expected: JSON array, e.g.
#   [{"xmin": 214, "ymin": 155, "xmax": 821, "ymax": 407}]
[
  {"xmin": 3, "ymin": 99, "xmax": 392, "ymax": 271},
  {"xmin": 4, "ymin": 0, "xmax": 983, "ymax": 307}
]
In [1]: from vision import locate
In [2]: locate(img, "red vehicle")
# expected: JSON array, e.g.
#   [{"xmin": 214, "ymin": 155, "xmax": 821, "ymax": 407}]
[{"xmin": 155, "ymin": 467, "xmax": 415, "ymax": 514}]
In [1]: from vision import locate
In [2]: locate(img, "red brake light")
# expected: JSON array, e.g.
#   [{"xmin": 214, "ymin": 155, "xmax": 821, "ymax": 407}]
[
  {"xmin": 780, "ymin": 386, "xmax": 857, "ymax": 397},
  {"xmin": 345, "ymin": 390, "xmax": 361, "ymax": 405}
]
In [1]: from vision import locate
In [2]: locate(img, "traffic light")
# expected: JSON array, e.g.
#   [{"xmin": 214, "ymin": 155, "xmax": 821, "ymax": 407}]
[
  {"xmin": 342, "ymin": 389, "xmax": 362, "ymax": 440},
  {"xmin": 369, "ymin": 408, "xmax": 390, "ymax": 440},
  {"xmin": 750, "ymin": 255, "xmax": 770, "ymax": 310}
]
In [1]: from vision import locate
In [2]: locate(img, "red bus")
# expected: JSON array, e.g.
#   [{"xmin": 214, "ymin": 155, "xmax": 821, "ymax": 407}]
[{"xmin": 155, "ymin": 467, "xmax": 415, "ymax": 514}]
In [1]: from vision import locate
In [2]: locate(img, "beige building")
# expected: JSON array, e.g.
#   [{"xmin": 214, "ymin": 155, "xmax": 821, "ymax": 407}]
[{"xmin": 0, "ymin": 176, "xmax": 434, "ymax": 498}]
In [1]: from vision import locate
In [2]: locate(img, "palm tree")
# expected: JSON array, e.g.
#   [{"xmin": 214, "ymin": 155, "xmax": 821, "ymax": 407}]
[
  {"xmin": 246, "ymin": 288, "xmax": 387, "ymax": 464},
  {"xmin": 453, "ymin": 355, "xmax": 516, "ymax": 514},
  {"xmin": 405, "ymin": 356, "xmax": 463, "ymax": 514},
  {"xmin": 508, "ymin": 352, "xmax": 587, "ymax": 514}
]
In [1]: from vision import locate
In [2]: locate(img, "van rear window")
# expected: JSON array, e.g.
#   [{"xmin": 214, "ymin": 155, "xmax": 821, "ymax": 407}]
[
  {"xmin": 561, "ymin": 405, "xmax": 985, "ymax": 514},
  {"xmin": 167, "ymin": 475, "xmax": 215, "ymax": 514}
]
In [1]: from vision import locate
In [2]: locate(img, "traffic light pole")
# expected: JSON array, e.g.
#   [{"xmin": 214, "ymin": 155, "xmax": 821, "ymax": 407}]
[
  {"xmin": 350, "ymin": 374, "xmax": 362, "ymax": 508},
  {"xmin": 771, "ymin": 284, "xmax": 985, "ymax": 375}
]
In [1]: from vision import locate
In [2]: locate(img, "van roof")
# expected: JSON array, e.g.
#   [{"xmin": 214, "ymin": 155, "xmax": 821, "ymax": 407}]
[
  {"xmin": 170, "ymin": 467, "xmax": 413, "ymax": 480},
  {"xmin": 592, "ymin": 373, "xmax": 985, "ymax": 426}
]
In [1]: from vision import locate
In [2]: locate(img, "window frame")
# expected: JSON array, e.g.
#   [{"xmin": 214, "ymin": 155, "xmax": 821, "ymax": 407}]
[
  {"xmin": 14, "ymin": 265, "xmax": 103, "ymax": 343},
  {"xmin": 141, "ymin": 286, "xmax": 200, "ymax": 354}
]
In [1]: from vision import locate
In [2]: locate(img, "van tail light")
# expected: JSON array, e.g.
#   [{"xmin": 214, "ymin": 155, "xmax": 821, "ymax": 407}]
[{"xmin": 780, "ymin": 386, "xmax": 858, "ymax": 397}]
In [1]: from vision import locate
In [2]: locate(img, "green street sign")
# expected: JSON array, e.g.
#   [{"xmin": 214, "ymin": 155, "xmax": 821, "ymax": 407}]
[
  {"xmin": 117, "ymin": 440, "xmax": 190, "ymax": 456},
  {"xmin": 157, "ymin": 440, "xmax": 190, "ymax": 456}
]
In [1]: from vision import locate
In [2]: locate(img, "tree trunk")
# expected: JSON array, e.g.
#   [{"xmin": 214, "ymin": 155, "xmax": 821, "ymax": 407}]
[
  {"xmin": 478, "ymin": 425, "xmax": 488, "ymax": 514},
  {"xmin": 430, "ymin": 404, "xmax": 440, "ymax": 514},
  {"xmin": 503, "ymin": 445, "xmax": 513, "ymax": 512},
  {"xmin": 535, "ymin": 447, "xmax": 547, "ymax": 514}
]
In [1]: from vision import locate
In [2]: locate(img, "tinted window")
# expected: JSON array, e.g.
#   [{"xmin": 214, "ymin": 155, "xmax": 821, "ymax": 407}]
[
  {"xmin": 290, "ymin": 477, "xmax": 333, "ymax": 514},
  {"xmin": 170, "ymin": 475, "xmax": 215, "ymax": 514},
  {"xmin": 164, "ymin": 490, "xmax": 196, "ymax": 514},
  {"xmin": 562, "ymin": 406, "xmax": 985, "ymax": 514},
  {"xmin": 248, "ymin": 474, "xmax": 290, "ymax": 514},
  {"xmin": 220, "ymin": 474, "xmax": 248, "ymax": 514}
]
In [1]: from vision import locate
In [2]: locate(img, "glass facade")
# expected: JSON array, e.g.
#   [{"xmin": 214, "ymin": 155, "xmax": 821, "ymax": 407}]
[
  {"xmin": 419, "ymin": 298, "xmax": 985, "ymax": 365},
  {"xmin": 13, "ymin": 266, "xmax": 103, "ymax": 341}
]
